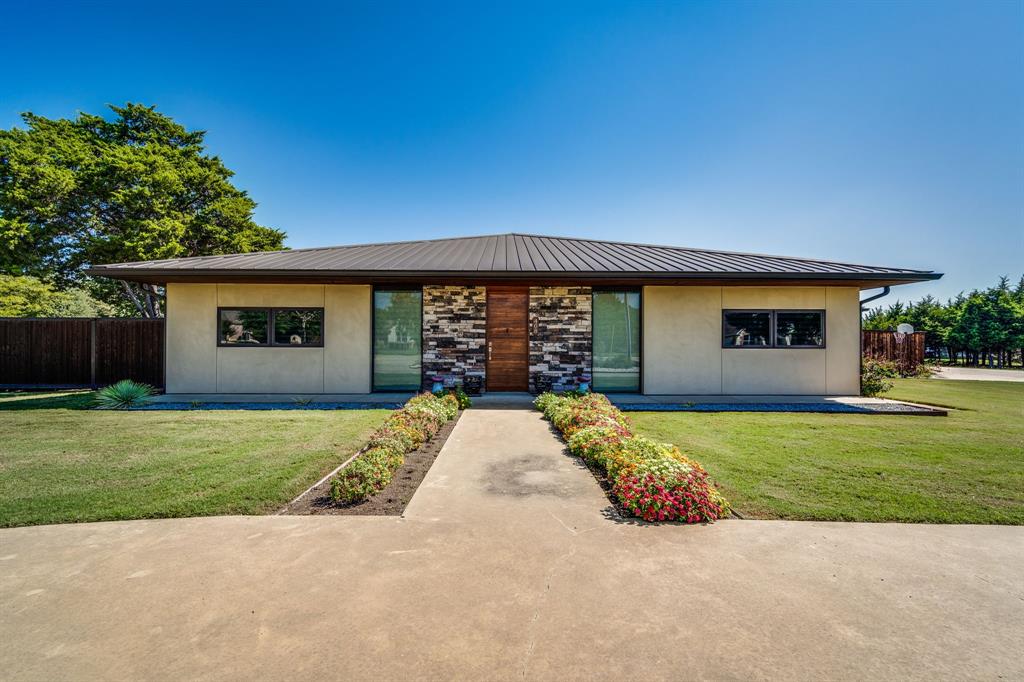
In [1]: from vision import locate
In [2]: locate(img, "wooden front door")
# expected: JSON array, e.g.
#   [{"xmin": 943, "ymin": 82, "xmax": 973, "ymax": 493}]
[{"xmin": 486, "ymin": 286, "xmax": 529, "ymax": 391}]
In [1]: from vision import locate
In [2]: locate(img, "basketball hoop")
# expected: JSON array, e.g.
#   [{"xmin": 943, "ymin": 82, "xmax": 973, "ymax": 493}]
[{"xmin": 894, "ymin": 323, "xmax": 913, "ymax": 345}]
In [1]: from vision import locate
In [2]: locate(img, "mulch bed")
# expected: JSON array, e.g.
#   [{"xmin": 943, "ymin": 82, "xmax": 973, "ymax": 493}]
[{"xmin": 282, "ymin": 411, "xmax": 462, "ymax": 516}]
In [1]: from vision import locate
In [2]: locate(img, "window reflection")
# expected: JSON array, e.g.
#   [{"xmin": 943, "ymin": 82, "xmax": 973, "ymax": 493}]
[
  {"xmin": 373, "ymin": 289, "xmax": 422, "ymax": 390},
  {"xmin": 593, "ymin": 291, "xmax": 640, "ymax": 392}
]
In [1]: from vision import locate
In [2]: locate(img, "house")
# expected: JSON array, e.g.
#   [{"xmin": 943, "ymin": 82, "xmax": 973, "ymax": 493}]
[{"xmin": 86, "ymin": 234, "xmax": 941, "ymax": 396}]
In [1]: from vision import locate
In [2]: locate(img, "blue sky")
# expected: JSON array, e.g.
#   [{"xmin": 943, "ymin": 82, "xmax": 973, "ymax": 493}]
[{"xmin": 3, "ymin": 0, "xmax": 1021, "ymax": 302}]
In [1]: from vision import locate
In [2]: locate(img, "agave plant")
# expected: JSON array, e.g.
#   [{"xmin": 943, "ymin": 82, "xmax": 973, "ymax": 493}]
[{"xmin": 93, "ymin": 380, "xmax": 156, "ymax": 410}]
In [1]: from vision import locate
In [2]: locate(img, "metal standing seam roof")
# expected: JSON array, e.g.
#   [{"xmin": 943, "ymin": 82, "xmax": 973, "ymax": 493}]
[{"xmin": 86, "ymin": 233, "xmax": 942, "ymax": 282}]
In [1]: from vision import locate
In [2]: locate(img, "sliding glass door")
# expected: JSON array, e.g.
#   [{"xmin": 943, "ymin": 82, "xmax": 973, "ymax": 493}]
[
  {"xmin": 592, "ymin": 290, "xmax": 641, "ymax": 392},
  {"xmin": 373, "ymin": 288, "xmax": 422, "ymax": 391}
]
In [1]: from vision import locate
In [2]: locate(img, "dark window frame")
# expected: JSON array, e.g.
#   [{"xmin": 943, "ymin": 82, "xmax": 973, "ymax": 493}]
[
  {"xmin": 216, "ymin": 306, "xmax": 325, "ymax": 348},
  {"xmin": 721, "ymin": 309, "xmax": 774, "ymax": 348},
  {"xmin": 591, "ymin": 287, "xmax": 643, "ymax": 394},
  {"xmin": 371, "ymin": 286, "xmax": 424, "ymax": 392},
  {"xmin": 721, "ymin": 309, "xmax": 826, "ymax": 349},
  {"xmin": 773, "ymin": 309, "xmax": 826, "ymax": 349}
]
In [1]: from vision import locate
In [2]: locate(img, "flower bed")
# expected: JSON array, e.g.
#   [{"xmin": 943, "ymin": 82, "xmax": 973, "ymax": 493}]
[
  {"xmin": 330, "ymin": 392, "xmax": 459, "ymax": 504},
  {"xmin": 535, "ymin": 392, "xmax": 729, "ymax": 523}
]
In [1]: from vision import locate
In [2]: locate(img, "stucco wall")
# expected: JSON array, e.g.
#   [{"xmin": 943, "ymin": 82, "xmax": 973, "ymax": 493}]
[
  {"xmin": 166, "ymin": 282, "xmax": 860, "ymax": 396},
  {"xmin": 642, "ymin": 286, "xmax": 861, "ymax": 395},
  {"xmin": 165, "ymin": 283, "xmax": 371, "ymax": 394}
]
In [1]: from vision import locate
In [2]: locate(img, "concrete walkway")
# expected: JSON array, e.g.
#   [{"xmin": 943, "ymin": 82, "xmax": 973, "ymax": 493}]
[
  {"xmin": 2, "ymin": 410, "xmax": 1023, "ymax": 681},
  {"xmin": 935, "ymin": 366, "xmax": 1024, "ymax": 382}
]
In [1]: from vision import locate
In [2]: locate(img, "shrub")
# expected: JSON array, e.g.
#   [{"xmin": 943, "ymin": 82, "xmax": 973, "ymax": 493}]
[
  {"xmin": 406, "ymin": 391, "xmax": 458, "ymax": 421},
  {"xmin": 709, "ymin": 487, "xmax": 731, "ymax": 518},
  {"xmin": 450, "ymin": 386, "xmax": 472, "ymax": 409},
  {"xmin": 861, "ymin": 358, "xmax": 897, "ymax": 396},
  {"xmin": 93, "ymin": 379, "xmax": 156, "ymax": 409},
  {"xmin": 910, "ymin": 363, "xmax": 937, "ymax": 378},
  {"xmin": 396, "ymin": 408, "xmax": 444, "ymax": 438},
  {"xmin": 331, "ymin": 447, "xmax": 399, "ymax": 503},
  {"xmin": 550, "ymin": 394, "xmax": 630, "ymax": 438},
  {"xmin": 367, "ymin": 422, "xmax": 424, "ymax": 453},
  {"xmin": 567, "ymin": 423, "xmax": 633, "ymax": 466},
  {"xmin": 534, "ymin": 391, "xmax": 589, "ymax": 423},
  {"xmin": 533, "ymin": 391, "xmax": 562, "ymax": 414},
  {"xmin": 329, "ymin": 392, "xmax": 458, "ymax": 504},
  {"xmin": 602, "ymin": 436, "xmax": 673, "ymax": 480},
  {"xmin": 536, "ymin": 389, "xmax": 729, "ymax": 523},
  {"xmin": 442, "ymin": 391, "xmax": 460, "ymax": 416},
  {"xmin": 540, "ymin": 393, "xmax": 578, "ymax": 423},
  {"xmin": 613, "ymin": 462, "xmax": 727, "ymax": 523}
]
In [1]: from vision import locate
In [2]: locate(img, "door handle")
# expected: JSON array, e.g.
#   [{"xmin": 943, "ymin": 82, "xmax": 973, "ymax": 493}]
[{"xmin": 488, "ymin": 342, "xmax": 493, "ymax": 360}]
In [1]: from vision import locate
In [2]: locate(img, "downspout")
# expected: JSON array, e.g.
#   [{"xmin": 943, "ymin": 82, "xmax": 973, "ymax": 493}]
[
  {"xmin": 859, "ymin": 286, "xmax": 891, "ymax": 310},
  {"xmin": 858, "ymin": 286, "xmax": 891, "ymax": 396}
]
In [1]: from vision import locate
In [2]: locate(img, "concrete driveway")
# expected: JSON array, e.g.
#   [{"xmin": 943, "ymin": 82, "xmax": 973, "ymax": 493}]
[
  {"xmin": 935, "ymin": 366, "xmax": 1024, "ymax": 381},
  {"xmin": 2, "ymin": 410, "xmax": 1023, "ymax": 681}
]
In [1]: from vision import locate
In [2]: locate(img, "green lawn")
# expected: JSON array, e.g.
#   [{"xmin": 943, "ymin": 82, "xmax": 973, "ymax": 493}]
[
  {"xmin": 0, "ymin": 392, "xmax": 389, "ymax": 527},
  {"xmin": 630, "ymin": 379, "xmax": 1024, "ymax": 524}
]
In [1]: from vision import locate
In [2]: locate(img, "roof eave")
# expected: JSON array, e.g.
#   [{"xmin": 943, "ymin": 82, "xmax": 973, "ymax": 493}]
[{"xmin": 85, "ymin": 267, "xmax": 942, "ymax": 288}]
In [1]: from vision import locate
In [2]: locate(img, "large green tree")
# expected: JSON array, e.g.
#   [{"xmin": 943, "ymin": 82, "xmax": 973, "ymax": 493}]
[
  {"xmin": 0, "ymin": 274, "xmax": 113, "ymax": 317},
  {"xmin": 0, "ymin": 103, "xmax": 285, "ymax": 316},
  {"xmin": 864, "ymin": 275, "xmax": 1024, "ymax": 367}
]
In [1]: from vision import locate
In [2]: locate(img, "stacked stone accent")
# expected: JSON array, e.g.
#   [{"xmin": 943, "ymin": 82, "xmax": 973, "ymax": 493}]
[
  {"xmin": 421, "ymin": 285, "xmax": 487, "ymax": 391},
  {"xmin": 528, "ymin": 286, "xmax": 592, "ymax": 393}
]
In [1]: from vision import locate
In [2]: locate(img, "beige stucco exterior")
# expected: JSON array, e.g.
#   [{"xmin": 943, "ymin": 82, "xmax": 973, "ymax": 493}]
[
  {"xmin": 643, "ymin": 286, "xmax": 861, "ymax": 395},
  {"xmin": 165, "ymin": 283, "xmax": 371, "ymax": 394},
  {"xmin": 166, "ymin": 282, "xmax": 861, "ymax": 396}
]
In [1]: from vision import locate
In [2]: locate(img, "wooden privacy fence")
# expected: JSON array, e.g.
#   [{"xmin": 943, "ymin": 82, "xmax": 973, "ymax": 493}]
[
  {"xmin": 0, "ymin": 318, "xmax": 164, "ymax": 389},
  {"xmin": 862, "ymin": 330, "xmax": 925, "ymax": 374}
]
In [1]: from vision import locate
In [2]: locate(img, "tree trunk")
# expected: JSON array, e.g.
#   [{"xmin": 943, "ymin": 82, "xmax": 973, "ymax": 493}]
[
  {"xmin": 121, "ymin": 280, "xmax": 148, "ymax": 317},
  {"xmin": 120, "ymin": 281, "xmax": 165, "ymax": 318}
]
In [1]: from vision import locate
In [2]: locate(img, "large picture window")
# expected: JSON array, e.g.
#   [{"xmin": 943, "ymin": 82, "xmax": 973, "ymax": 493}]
[
  {"xmin": 722, "ymin": 310, "xmax": 824, "ymax": 348},
  {"xmin": 592, "ymin": 290, "xmax": 641, "ymax": 392},
  {"xmin": 218, "ymin": 308, "xmax": 323, "ymax": 347},
  {"xmin": 373, "ymin": 288, "xmax": 422, "ymax": 391}
]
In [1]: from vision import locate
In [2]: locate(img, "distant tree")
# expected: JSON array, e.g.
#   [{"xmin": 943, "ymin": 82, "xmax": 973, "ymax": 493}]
[
  {"xmin": 862, "ymin": 301, "xmax": 903, "ymax": 331},
  {"xmin": 864, "ymin": 275, "xmax": 1024, "ymax": 367},
  {"xmin": 0, "ymin": 274, "xmax": 113, "ymax": 317},
  {"xmin": 0, "ymin": 103, "xmax": 285, "ymax": 317},
  {"xmin": 904, "ymin": 295, "xmax": 948, "ymax": 354}
]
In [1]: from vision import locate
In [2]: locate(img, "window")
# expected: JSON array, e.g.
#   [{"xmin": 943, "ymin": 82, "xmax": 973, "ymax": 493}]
[
  {"xmin": 722, "ymin": 311, "xmax": 772, "ymax": 347},
  {"xmin": 722, "ymin": 310, "xmax": 824, "ymax": 348},
  {"xmin": 219, "ymin": 309, "xmax": 269, "ymax": 345},
  {"xmin": 218, "ymin": 308, "xmax": 324, "ymax": 347},
  {"xmin": 274, "ymin": 309, "xmax": 324, "ymax": 346},
  {"xmin": 592, "ymin": 290, "xmax": 641, "ymax": 392},
  {"xmin": 373, "ymin": 288, "xmax": 422, "ymax": 391},
  {"xmin": 775, "ymin": 311, "xmax": 824, "ymax": 347}
]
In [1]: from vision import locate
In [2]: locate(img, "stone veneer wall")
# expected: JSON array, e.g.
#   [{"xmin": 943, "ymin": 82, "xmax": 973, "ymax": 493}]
[
  {"xmin": 421, "ymin": 285, "xmax": 487, "ymax": 390},
  {"xmin": 528, "ymin": 286, "xmax": 592, "ymax": 393}
]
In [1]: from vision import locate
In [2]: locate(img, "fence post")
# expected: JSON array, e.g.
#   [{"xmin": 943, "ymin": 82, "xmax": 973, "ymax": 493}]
[{"xmin": 90, "ymin": 318, "xmax": 97, "ymax": 389}]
